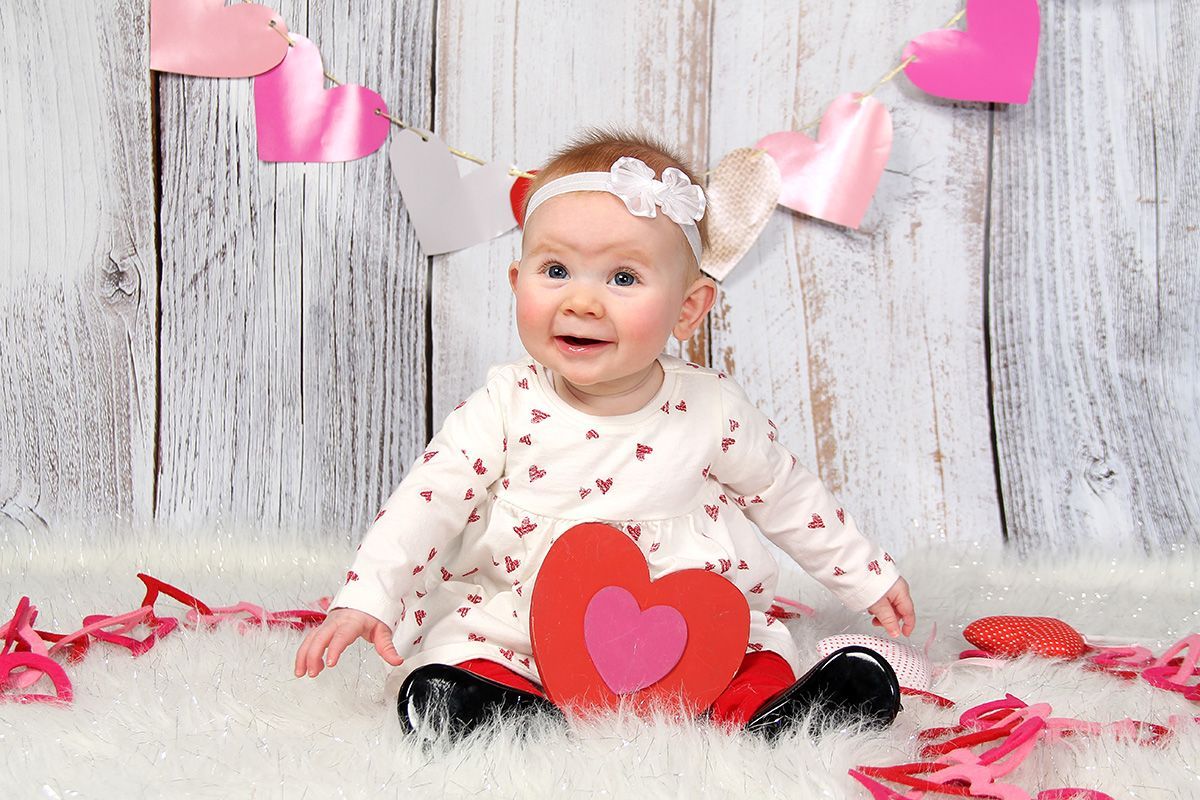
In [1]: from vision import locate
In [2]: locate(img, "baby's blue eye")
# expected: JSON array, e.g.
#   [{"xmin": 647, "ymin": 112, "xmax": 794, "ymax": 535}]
[
  {"xmin": 547, "ymin": 264, "xmax": 568, "ymax": 279},
  {"xmin": 612, "ymin": 271, "xmax": 637, "ymax": 287}
]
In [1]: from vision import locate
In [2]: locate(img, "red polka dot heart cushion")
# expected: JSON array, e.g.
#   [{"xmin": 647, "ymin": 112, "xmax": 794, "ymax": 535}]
[{"xmin": 963, "ymin": 615, "xmax": 1089, "ymax": 659}]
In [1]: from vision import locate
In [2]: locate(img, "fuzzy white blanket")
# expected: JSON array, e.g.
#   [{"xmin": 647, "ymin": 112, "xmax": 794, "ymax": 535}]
[{"xmin": 2, "ymin": 529, "xmax": 1198, "ymax": 799}]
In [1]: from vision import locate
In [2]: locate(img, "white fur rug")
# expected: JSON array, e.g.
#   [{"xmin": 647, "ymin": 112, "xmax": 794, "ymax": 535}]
[{"xmin": 2, "ymin": 528, "xmax": 1198, "ymax": 799}]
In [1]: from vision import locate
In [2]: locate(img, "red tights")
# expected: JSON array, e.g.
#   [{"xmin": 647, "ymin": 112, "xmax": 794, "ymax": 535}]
[{"xmin": 456, "ymin": 650, "xmax": 796, "ymax": 727}]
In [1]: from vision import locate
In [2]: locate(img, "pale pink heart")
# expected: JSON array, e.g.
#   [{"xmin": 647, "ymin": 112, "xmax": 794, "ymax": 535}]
[
  {"xmin": 817, "ymin": 633, "xmax": 932, "ymax": 690},
  {"xmin": 699, "ymin": 147, "xmax": 781, "ymax": 282},
  {"xmin": 149, "ymin": 0, "xmax": 290, "ymax": 78},
  {"xmin": 903, "ymin": 0, "xmax": 1041, "ymax": 104},
  {"xmin": 388, "ymin": 129, "xmax": 517, "ymax": 255},
  {"xmin": 756, "ymin": 93, "xmax": 892, "ymax": 230},
  {"xmin": 253, "ymin": 35, "xmax": 391, "ymax": 163},
  {"xmin": 583, "ymin": 585, "xmax": 687, "ymax": 695}
]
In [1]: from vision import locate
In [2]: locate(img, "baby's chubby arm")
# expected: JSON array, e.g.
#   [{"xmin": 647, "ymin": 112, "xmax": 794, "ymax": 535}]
[{"xmin": 295, "ymin": 607, "xmax": 403, "ymax": 678}]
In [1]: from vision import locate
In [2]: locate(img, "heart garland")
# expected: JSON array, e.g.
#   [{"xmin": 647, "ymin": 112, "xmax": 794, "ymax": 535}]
[
  {"xmin": 698, "ymin": 148, "xmax": 781, "ymax": 281},
  {"xmin": 0, "ymin": 576, "xmax": 327, "ymax": 705}
]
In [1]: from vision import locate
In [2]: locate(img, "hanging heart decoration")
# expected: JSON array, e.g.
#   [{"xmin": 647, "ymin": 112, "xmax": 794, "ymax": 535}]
[
  {"xmin": 530, "ymin": 522, "xmax": 749, "ymax": 716},
  {"xmin": 756, "ymin": 93, "xmax": 893, "ymax": 230},
  {"xmin": 253, "ymin": 34, "xmax": 392, "ymax": 163},
  {"xmin": 698, "ymin": 148, "xmax": 782, "ymax": 282},
  {"xmin": 902, "ymin": 0, "xmax": 1041, "ymax": 104},
  {"xmin": 149, "ymin": 0, "xmax": 291, "ymax": 78},
  {"xmin": 389, "ymin": 129, "xmax": 518, "ymax": 254}
]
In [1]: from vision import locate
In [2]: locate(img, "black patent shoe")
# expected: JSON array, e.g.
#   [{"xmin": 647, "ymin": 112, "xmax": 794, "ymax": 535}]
[
  {"xmin": 744, "ymin": 645, "xmax": 901, "ymax": 740},
  {"xmin": 397, "ymin": 663, "xmax": 563, "ymax": 738}
]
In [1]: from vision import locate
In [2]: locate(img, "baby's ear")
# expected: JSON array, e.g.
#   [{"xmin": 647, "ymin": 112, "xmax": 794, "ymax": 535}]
[
  {"xmin": 673, "ymin": 277, "xmax": 717, "ymax": 341},
  {"xmin": 508, "ymin": 260, "xmax": 520, "ymax": 293}
]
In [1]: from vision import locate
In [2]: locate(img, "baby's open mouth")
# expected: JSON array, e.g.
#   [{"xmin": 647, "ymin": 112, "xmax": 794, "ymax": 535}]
[{"xmin": 559, "ymin": 336, "xmax": 608, "ymax": 346}]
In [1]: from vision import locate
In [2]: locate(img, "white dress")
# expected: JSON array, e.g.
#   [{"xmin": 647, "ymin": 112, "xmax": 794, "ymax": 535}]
[{"xmin": 332, "ymin": 352, "xmax": 901, "ymax": 686}]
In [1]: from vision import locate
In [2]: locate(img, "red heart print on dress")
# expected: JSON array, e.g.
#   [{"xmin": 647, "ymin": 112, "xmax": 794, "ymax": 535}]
[
  {"xmin": 626, "ymin": 524, "xmax": 641, "ymax": 541},
  {"xmin": 721, "ymin": 438, "xmax": 736, "ymax": 452},
  {"xmin": 414, "ymin": 610, "xmax": 426, "ymax": 626},
  {"xmin": 836, "ymin": 508, "xmax": 845, "ymax": 524},
  {"xmin": 454, "ymin": 401, "xmax": 466, "ymax": 410},
  {"xmin": 464, "ymin": 488, "xmax": 474, "ymax": 500},
  {"xmin": 513, "ymin": 517, "xmax": 537, "ymax": 537},
  {"xmin": 428, "ymin": 548, "xmax": 437, "ymax": 561},
  {"xmin": 531, "ymin": 409, "xmax": 550, "ymax": 423},
  {"xmin": 467, "ymin": 594, "xmax": 482, "ymax": 604},
  {"xmin": 675, "ymin": 400, "xmax": 687, "ymax": 411},
  {"xmin": 718, "ymin": 494, "xmax": 728, "ymax": 504},
  {"xmin": 579, "ymin": 488, "xmax": 591, "ymax": 499},
  {"xmin": 469, "ymin": 632, "xmax": 486, "ymax": 642},
  {"xmin": 502, "ymin": 478, "xmax": 510, "ymax": 489},
  {"xmin": 441, "ymin": 568, "xmax": 453, "ymax": 581},
  {"xmin": 704, "ymin": 505, "xmax": 719, "ymax": 521},
  {"xmin": 517, "ymin": 378, "xmax": 528, "ymax": 389},
  {"xmin": 884, "ymin": 552, "xmax": 894, "ymax": 563},
  {"xmin": 649, "ymin": 543, "xmax": 660, "ymax": 553},
  {"xmin": 867, "ymin": 560, "xmax": 881, "ymax": 575},
  {"xmin": 529, "ymin": 465, "xmax": 546, "ymax": 481},
  {"xmin": 412, "ymin": 565, "xmax": 424, "ymax": 575},
  {"xmin": 473, "ymin": 459, "xmax": 486, "ymax": 475},
  {"xmin": 419, "ymin": 490, "xmax": 433, "ymax": 502},
  {"xmin": 374, "ymin": 508, "xmax": 386, "ymax": 521},
  {"xmin": 701, "ymin": 466, "xmax": 710, "ymax": 478},
  {"xmin": 500, "ymin": 648, "xmax": 515, "ymax": 660},
  {"xmin": 422, "ymin": 450, "xmax": 438, "ymax": 463},
  {"xmin": 660, "ymin": 402, "xmax": 670, "ymax": 413},
  {"xmin": 833, "ymin": 566, "xmax": 845, "ymax": 576},
  {"xmin": 519, "ymin": 434, "xmax": 532, "ymax": 445},
  {"xmin": 747, "ymin": 642, "xmax": 764, "ymax": 652},
  {"xmin": 505, "ymin": 556, "xmax": 520, "ymax": 573},
  {"xmin": 586, "ymin": 429, "xmax": 599, "ymax": 440},
  {"xmin": 345, "ymin": 571, "xmax": 359, "ymax": 582},
  {"xmin": 749, "ymin": 583, "xmax": 764, "ymax": 594},
  {"xmin": 596, "ymin": 477, "xmax": 613, "ymax": 494},
  {"xmin": 738, "ymin": 560, "xmax": 748, "ymax": 570},
  {"xmin": 467, "ymin": 508, "xmax": 480, "ymax": 523},
  {"xmin": 457, "ymin": 607, "xmax": 470, "ymax": 617},
  {"xmin": 808, "ymin": 514, "xmax": 824, "ymax": 529},
  {"xmin": 412, "ymin": 635, "xmax": 423, "ymax": 645},
  {"xmin": 719, "ymin": 559, "xmax": 731, "ymax": 573},
  {"xmin": 750, "ymin": 496, "xmax": 764, "ymax": 504},
  {"xmin": 704, "ymin": 562, "xmax": 716, "ymax": 571},
  {"xmin": 635, "ymin": 443, "xmax": 653, "ymax": 461},
  {"xmin": 729, "ymin": 419, "xmax": 739, "ymax": 432},
  {"xmin": 461, "ymin": 568, "xmax": 479, "ymax": 577},
  {"xmin": 735, "ymin": 496, "xmax": 747, "ymax": 507}
]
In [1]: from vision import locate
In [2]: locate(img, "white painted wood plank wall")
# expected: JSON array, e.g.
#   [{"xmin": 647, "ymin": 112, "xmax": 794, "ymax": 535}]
[{"xmin": 1, "ymin": 0, "xmax": 1195, "ymax": 555}]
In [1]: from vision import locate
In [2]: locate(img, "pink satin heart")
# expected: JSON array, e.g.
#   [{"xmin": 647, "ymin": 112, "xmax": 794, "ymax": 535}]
[
  {"xmin": 583, "ymin": 586, "xmax": 687, "ymax": 695},
  {"xmin": 756, "ymin": 93, "xmax": 892, "ymax": 229},
  {"xmin": 903, "ymin": 0, "xmax": 1041, "ymax": 104},
  {"xmin": 0, "ymin": 652, "xmax": 72, "ymax": 704},
  {"xmin": 254, "ymin": 34, "xmax": 391, "ymax": 163},
  {"xmin": 149, "ymin": 0, "xmax": 291, "ymax": 78}
]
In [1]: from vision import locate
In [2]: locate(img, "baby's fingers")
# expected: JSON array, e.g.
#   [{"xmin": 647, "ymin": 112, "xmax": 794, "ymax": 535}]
[
  {"xmin": 295, "ymin": 626, "xmax": 334, "ymax": 677},
  {"xmin": 371, "ymin": 624, "xmax": 404, "ymax": 666},
  {"xmin": 872, "ymin": 604, "xmax": 901, "ymax": 638},
  {"xmin": 321, "ymin": 627, "xmax": 362, "ymax": 671},
  {"xmin": 894, "ymin": 593, "xmax": 917, "ymax": 637}
]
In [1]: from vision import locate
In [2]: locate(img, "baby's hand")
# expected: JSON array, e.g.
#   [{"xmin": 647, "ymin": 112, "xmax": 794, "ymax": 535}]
[
  {"xmin": 294, "ymin": 607, "xmax": 404, "ymax": 678},
  {"xmin": 866, "ymin": 577, "xmax": 916, "ymax": 638}
]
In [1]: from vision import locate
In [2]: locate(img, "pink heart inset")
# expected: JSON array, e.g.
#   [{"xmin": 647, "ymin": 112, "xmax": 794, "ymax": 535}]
[
  {"xmin": 149, "ymin": 0, "xmax": 291, "ymax": 78},
  {"xmin": 583, "ymin": 586, "xmax": 687, "ymax": 695},
  {"xmin": 756, "ymin": 93, "xmax": 892, "ymax": 229},
  {"xmin": 254, "ymin": 34, "xmax": 392, "ymax": 163},
  {"xmin": 902, "ymin": 0, "xmax": 1041, "ymax": 104}
]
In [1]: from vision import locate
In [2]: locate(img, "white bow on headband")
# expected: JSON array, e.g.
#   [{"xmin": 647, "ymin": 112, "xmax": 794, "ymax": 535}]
[{"xmin": 606, "ymin": 157, "xmax": 707, "ymax": 226}]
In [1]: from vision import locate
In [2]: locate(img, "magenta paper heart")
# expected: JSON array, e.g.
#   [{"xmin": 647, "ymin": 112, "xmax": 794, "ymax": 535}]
[
  {"xmin": 0, "ymin": 652, "xmax": 73, "ymax": 704},
  {"xmin": 756, "ymin": 93, "xmax": 892, "ymax": 229},
  {"xmin": 903, "ymin": 0, "xmax": 1041, "ymax": 104},
  {"xmin": 254, "ymin": 35, "xmax": 391, "ymax": 163},
  {"xmin": 149, "ymin": 0, "xmax": 291, "ymax": 78},
  {"xmin": 583, "ymin": 585, "xmax": 687, "ymax": 695}
]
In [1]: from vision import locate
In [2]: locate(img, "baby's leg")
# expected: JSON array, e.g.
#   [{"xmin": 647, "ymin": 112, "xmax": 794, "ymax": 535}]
[
  {"xmin": 397, "ymin": 659, "xmax": 560, "ymax": 739},
  {"xmin": 708, "ymin": 651, "xmax": 797, "ymax": 727}
]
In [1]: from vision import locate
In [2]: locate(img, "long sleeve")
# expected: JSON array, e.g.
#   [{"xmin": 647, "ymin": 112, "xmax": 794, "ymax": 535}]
[
  {"xmin": 710, "ymin": 375, "xmax": 899, "ymax": 611},
  {"xmin": 330, "ymin": 368, "xmax": 510, "ymax": 630}
]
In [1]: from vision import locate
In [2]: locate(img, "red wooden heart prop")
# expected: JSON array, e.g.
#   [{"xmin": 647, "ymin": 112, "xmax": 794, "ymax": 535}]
[
  {"xmin": 963, "ymin": 616, "xmax": 1088, "ymax": 659},
  {"xmin": 530, "ymin": 522, "xmax": 749, "ymax": 716}
]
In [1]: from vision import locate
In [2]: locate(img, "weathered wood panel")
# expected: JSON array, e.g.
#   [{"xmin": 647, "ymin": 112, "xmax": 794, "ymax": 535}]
[
  {"xmin": 709, "ymin": 1, "xmax": 1004, "ymax": 555},
  {"xmin": 431, "ymin": 0, "xmax": 713, "ymax": 424},
  {"xmin": 0, "ymin": 0, "xmax": 156, "ymax": 535},
  {"xmin": 155, "ymin": 0, "xmax": 435, "ymax": 535},
  {"xmin": 990, "ymin": 0, "xmax": 1200, "ymax": 553}
]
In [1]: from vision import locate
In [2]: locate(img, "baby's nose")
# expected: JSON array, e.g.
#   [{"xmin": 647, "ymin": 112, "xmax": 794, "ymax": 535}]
[{"xmin": 562, "ymin": 286, "xmax": 604, "ymax": 317}]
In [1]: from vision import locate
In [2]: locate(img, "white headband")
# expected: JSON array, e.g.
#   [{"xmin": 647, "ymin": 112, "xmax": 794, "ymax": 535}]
[{"xmin": 523, "ymin": 156, "xmax": 706, "ymax": 265}]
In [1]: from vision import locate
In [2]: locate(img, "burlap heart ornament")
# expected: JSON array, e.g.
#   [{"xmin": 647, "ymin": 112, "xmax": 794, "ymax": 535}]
[{"xmin": 699, "ymin": 148, "xmax": 781, "ymax": 282}]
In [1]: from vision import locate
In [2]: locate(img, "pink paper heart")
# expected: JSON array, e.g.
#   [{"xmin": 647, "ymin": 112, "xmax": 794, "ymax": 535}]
[
  {"xmin": 903, "ymin": 0, "xmax": 1041, "ymax": 104},
  {"xmin": 583, "ymin": 585, "xmax": 687, "ymax": 695},
  {"xmin": 254, "ymin": 34, "xmax": 392, "ymax": 163},
  {"xmin": 756, "ymin": 94, "xmax": 892, "ymax": 229},
  {"xmin": 149, "ymin": 0, "xmax": 291, "ymax": 78}
]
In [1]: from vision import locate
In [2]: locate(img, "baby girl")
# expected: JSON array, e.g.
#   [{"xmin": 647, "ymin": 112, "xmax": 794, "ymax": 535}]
[{"xmin": 295, "ymin": 128, "xmax": 916, "ymax": 739}]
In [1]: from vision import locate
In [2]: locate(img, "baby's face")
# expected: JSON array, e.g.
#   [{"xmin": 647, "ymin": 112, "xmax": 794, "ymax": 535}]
[{"xmin": 509, "ymin": 191, "xmax": 700, "ymax": 392}]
